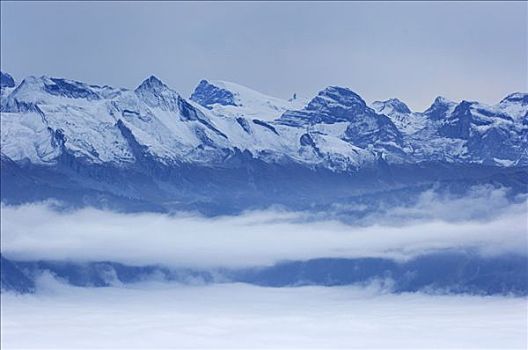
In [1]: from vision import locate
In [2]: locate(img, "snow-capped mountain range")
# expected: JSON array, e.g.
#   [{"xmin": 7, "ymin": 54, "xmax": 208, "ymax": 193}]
[
  {"xmin": 1, "ymin": 71, "xmax": 526, "ymax": 171},
  {"xmin": 2, "ymin": 76, "xmax": 527, "ymax": 296},
  {"xmin": 1, "ymin": 71, "xmax": 527, "ymax": 213}
]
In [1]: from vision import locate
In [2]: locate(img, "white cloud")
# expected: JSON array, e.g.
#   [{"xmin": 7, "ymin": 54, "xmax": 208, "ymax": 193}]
[
  {"xmin": 1, "ymin": 186, "xmax": 526, "ymax": 268},
  {"xmin": 1, "ymin": 282, "xmax": 527, "ymax": 349}
]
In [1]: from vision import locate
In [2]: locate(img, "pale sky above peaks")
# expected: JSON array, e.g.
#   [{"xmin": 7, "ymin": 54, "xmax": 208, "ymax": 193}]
[{"xmin": 1, "ymin": 1, "xmax": 526, "ymax": 111}]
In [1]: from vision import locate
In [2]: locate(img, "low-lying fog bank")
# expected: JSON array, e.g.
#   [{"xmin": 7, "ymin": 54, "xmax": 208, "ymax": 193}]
[
  {"xmin": 2, "ymin": 186, "xmax": 526, "ymax": 269},
  {"xmin": 2, "ymin": 185, "xmax": 526, "ymax": 295},
  {"xmin": 2, "ymin": 282, "xmax": 526, "ymax": 349}
]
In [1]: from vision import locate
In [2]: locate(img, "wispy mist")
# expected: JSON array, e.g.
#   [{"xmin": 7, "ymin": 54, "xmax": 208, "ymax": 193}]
[{"xmin": 2, "ymin": 186, "xmax": 526, "ymax": 268}]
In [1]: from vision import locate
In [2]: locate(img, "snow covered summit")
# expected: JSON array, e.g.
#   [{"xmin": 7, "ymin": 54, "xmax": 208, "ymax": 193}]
[
  {"xmin": 1, "ymin": 71, "xmax": 527, "ymax": 170},
  {"xmin": 190, "ymin": 79, "xmax": 306, "ymax": 121},
  {"xmin": 0, "ymin": 72, "xmax": 15, "ymax": 88}
]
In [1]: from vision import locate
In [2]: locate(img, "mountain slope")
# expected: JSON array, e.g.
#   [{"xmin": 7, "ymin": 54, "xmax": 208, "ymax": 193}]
[{"xmin": 1, "ymin": 71, "xmax": 527, "ymax": 212}]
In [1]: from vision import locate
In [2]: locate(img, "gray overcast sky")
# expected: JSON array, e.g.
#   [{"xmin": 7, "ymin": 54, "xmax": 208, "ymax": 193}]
[{"xmin": 1, "ymin": 1, "xmax": 526, "ymax": 111}]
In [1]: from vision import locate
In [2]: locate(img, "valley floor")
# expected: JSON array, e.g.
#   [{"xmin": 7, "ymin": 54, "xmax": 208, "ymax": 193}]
[{"xmin": 1, "ymin": 281, "xmax": 527, "ymax": 349}]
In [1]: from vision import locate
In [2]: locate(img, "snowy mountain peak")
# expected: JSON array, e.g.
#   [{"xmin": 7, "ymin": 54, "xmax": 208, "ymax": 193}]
[
  {"xmin": 432, "ymin": 96, "xmax": 455, "ymax": 107},
  {"xmin": 134, "ymin": 75, "xmax": 182, "ymax": 111},
  {"xmin": 278, "ymin": 86, "xmax": 371, "ymax": 124},
  {"xmin": 12, "ymin": 75, "xmax": 109, "ymax": 102},
  {"xmin": 500, "ymin": 92, "xmax": 528, "ymax": 105},
  {"xmin": 6, "ymin": 76, "xmax": 62, "ymax": 105},
  {"xmin": 277, "ymin": 86, "xmax": 406, "ymax": 156},
  {"xmin": 423, "ymin": 96, "xmax": 456, "ymax": 120},
  {"xmin": 433, "ymin": 96, "xmax": 452, "ymax": 104},
  {"xmin": 135, "ymin": 75, "xmax": 168, "ymax": 93},
  {"xmin": 0, "ymin": 71, "xmax": 15, "ymax": 88},
  {"xmin": 458, "ymin": 100, "xmax": 474, "ymax": 108},
  {"xmin": 279, "ymin": 86, "xmax": 378, "ymax": 126},
  {"xmin": 5, "ymin": 75, "xmax": 43, "ymax": 98},
  {"xmin": 190, "ymin": 80, "xmax": 238, "ymax": 108},
  {"xmin": 497, "ymin": 92, "xmax": 528, "ymax": 121},
  {"xmin": 372, "ymin": 98, "xmax": 411, "ymax": 115},
  {"xmin": 3, "ymin": 76, "xmax": 124, "ymax": 108},
  {"xmin": 306, "ymin": 86, "xmax": 367, "ymax": 112},
  {"xmin": 44, "ymin": 77, "xmax": 101, "ymax": 100},
  {"xmin": 190, "ymin": 79, "xmax": 306, "ymax": 121}
]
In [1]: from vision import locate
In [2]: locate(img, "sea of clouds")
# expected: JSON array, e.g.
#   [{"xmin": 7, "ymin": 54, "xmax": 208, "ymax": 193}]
[
  {"xmin": 2, "ymin": 185, "xmax": 527, "ymax": 349},
  {"xmin": 2, "ymin": 279, "xmax": 527, "ymax": 349}
]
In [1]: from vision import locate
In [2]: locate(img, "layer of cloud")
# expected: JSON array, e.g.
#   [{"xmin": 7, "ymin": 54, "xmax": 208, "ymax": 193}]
[
  {"xmin": 2, "ymin": 282, "xmax": 527, "ymax": 349},
  {"xmin": 2, "ymin": 186, "xmax": 526, "ymax": 268},
  {"xmin": 360, "ymin": 185, "xmax": 527, "ymax": 224}
]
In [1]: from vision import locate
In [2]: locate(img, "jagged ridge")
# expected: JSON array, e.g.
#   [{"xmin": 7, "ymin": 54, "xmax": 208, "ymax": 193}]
[{"xmin": 1, "ymin": 71, "xmax": 526, "ymax": 172}]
